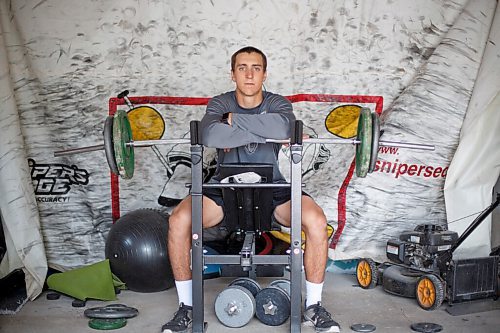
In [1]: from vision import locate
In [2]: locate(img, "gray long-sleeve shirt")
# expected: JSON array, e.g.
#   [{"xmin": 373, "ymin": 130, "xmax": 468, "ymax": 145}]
[{"xmin": 200, "ymin": 91, "xmax": 295, "ymax": 182}]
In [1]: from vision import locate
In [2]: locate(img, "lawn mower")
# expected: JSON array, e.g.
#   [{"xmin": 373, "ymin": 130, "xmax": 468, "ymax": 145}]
[{"xmin": 356, "ymin": 194, "xmax": 500, "ymax": 310}]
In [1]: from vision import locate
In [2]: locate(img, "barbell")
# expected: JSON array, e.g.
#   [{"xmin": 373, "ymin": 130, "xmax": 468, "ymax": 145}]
[{"xmin": 53, "ymin": 108, "xmax": 434, "ymax": 179}]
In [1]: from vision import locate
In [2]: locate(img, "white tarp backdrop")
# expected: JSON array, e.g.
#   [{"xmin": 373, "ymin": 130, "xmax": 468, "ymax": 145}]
[
  {"xmin": 444, "ymin": 2, "xmax": 500, "ymax": 259},
  {"xmin": 0, "ymin": 0, "xmax": 498, "ymax": 299}
]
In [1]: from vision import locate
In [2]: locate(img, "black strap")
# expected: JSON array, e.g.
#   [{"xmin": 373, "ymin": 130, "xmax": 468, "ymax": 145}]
[
  {"xmin": 235, "ymin": 189, "xmax": 245, "ymax": 231},
  {"xmin": 253, "ymin": 189, "xmax": 261, "ymax": 232}
]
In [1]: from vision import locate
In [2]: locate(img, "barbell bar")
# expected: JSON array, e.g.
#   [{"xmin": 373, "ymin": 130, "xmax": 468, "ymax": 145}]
[
  {"xmin": 54, "ymin": 144, "xmax": 106, "ymax": 156},
  {"xmin": 264, "ymin": 138, "xmax": 434, "ymax": 150},
  {"xmin": 53, "ymin": 108, "xmax": 435, "ymax": 179},
  {"xmin": 54, "ymin": 136, "xmax": 433, "ymax": 153}
]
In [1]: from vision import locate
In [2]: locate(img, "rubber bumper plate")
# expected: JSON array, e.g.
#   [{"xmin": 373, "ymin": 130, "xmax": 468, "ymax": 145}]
[
  {"xmin": 88, "ymin": 318, "xmax": 127, "ymax": 330},
  {"xmin": 351, "ymin": 323, "xmax": 376, "ymax": 332},
  {"xmin": 410, "ymin": 322, "xmax": 443, "ymax": 333}
]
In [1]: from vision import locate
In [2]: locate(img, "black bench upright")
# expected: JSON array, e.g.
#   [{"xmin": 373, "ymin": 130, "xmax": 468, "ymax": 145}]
[{"xmin": 189, "ymin": 120, "xmax": 304, "ymax": 333}]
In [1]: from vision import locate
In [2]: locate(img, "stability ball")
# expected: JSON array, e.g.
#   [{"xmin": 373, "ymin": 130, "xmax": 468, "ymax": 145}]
[{"xmin": 105, "ymin": 208, "xmax": 174, "ymax": 292}]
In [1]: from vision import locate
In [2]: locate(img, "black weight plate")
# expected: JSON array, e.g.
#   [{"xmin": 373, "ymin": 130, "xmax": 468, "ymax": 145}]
[
  {"xmin": 88, "ymin": 318, "xmax": 127, "ymax": 330},
  {"xmin": 369, "ymin": 112, "xmax": 380, "ymax": 173},
  {"xmin": 72, "ymin": 299, "xmax": 86, "ymax": 307},
  {"xmin": 46, "ymin": 292, "xmax": 60, "ymax": 300},
  {"xmin": 229, "ymin": 277, "xmax": 262, "ymax": 297},
  {"xmin": 269, "ymin": 279, "xmax": 291, "ymax": 296},
  {"xmin": 84, "ymin": 304, "xmax": 139, "ymax": 319},
  {"xmin": 410, "ymin": 322, "xmax": 443, "ymax": 333},
  {"xmin": 103, "ymin": 116, "xmax": 119, "ymax": 175},
  {"xmin": 351, "ymin": 323, "xmax": 376, "ymax": 332},
  {"xmin": 255, "ymin": 286, "xmax": 290, "ymax": 326}
]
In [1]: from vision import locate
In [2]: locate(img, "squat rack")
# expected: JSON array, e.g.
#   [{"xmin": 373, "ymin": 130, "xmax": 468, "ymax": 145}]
[{"xmin": 189, "ymin": 120, "xmax": 305, "ymax": 333}]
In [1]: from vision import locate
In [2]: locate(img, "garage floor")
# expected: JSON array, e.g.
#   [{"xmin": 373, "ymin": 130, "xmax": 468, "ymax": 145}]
[{"xmin": 0, "ymin": 269, "xmax": 499, "ymax": 333}]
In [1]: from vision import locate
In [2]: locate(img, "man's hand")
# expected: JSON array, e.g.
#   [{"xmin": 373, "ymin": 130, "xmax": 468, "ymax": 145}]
[
  {"xmin": 221, "ymin": 112, "xmax": 232, "ymax": 126},
  {"xmin": 221, "ymin": 113, "xmax": 232, "ymax": 153}
]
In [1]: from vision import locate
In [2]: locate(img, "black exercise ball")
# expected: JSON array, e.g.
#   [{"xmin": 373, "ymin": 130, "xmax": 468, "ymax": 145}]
[{"xmin": 105, "ymin": 208, "xmax": 174, "ymax": 292}]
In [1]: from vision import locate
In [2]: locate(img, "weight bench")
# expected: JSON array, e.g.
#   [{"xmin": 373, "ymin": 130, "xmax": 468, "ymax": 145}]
[
  {"xmin": 206, "ymin": 163, "xmax": 285, "ymax": 278},
  {"xmin": 189, "ymin": 120, "xmax": 304, "ymax": 333}
]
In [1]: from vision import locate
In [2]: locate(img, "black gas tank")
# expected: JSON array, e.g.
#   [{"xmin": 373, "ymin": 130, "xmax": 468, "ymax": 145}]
[{"xmin": 399, "ymin": 224, "xmax": 458, "ymax": 247}]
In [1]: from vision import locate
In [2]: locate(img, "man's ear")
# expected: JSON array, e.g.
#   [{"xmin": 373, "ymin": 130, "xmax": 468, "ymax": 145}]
[
  {"xmin": 231, "ymin": 71, "xmax": 235, "ymax": 82},
  {"xmin": 263, "ymin": 71, "xmax": 267, "ymax": 81}
]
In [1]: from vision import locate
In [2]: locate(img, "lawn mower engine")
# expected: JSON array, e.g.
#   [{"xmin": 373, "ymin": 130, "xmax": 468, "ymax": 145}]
[{"xmin": 386, "ymin": 224, "xmax": 457, "ymax": 271}]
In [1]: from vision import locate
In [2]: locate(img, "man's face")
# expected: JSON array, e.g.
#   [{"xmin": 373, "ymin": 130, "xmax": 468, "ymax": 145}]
[{"xmin": 231, "ymin": 52, "xmax": 267, "ymax": 98}]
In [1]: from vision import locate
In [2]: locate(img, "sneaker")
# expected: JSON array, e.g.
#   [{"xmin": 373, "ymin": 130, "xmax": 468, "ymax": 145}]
[
  {"xmin": 303, "ymin": 302, "xmax": 340, "ymax": 332},
  {"xmin": 162, "ymin": 303, "xmax": 193, "ymax": 333}
]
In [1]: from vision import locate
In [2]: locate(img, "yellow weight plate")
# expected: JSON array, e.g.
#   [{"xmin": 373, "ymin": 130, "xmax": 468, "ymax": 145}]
[
  {"xmin": 325, "ymin": 105, "xmax": 362, "ymax": 139},
  {"xmin": 128, "ymin": 106, "xmax": 165, "ymax": 141}
]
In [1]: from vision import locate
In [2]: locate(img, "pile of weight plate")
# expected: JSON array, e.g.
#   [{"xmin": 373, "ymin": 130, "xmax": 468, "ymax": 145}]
[{"xmin": 84, "ymin": 304, "xmax": 139, "ymax": 330}]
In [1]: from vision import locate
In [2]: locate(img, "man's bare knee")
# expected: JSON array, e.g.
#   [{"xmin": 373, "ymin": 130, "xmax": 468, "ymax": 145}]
[
  {"xmin": 169, "ymin": 197, "xmax": 193, "ymax": 232},
  {"xmin": 202, "ymin": 196, "xmax": 224, "ymax": 227},
  {"xmin": 302, "ymin": 204, "xmax": 328, "ymax": 240}
]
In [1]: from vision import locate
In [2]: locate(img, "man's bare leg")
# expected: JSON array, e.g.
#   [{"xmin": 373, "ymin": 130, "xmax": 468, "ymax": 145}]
[
  {"xmin": 273, "ymin": 195, "xmax": 340, "ymax": 332},
  {"xmin": 168, "ymin": 195, "xmax": 224, "ymax": 281},
  {"xmin": 273, "ymin": 195, "xmax": 329, "ymax": 283},
  {"xmin": 162, "ymin": 195, "xmax": 223, "ymax": 333}
]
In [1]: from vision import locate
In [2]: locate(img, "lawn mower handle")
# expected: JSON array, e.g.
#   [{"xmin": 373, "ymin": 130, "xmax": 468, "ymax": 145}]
[{"xmin": 450, "ymin": 193, "xmax": 500, "ymax": 254}]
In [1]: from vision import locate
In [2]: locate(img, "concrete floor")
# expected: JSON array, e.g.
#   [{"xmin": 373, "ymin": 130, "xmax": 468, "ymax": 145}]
[{"xmin": 0, "ymin": 271, "xmax": 499, "ymax": 333}]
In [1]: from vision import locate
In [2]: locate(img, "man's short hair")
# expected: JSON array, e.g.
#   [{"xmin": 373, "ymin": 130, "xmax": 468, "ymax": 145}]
[{"xmin": 231, "ymin": 46, "xmax": 267, "ymax": 72}]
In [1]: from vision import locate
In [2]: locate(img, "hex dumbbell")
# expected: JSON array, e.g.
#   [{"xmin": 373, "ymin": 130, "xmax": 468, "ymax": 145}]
[
  {"xmin": 255, "ymin": 279, "xmax": 292, "ymax": 326},
  {"xmin": 214, "ymin": 277, "xmax": 262, "ymax": 328}
]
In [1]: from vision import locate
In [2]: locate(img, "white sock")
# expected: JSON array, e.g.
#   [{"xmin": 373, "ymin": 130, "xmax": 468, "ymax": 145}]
[
  {"xmin": 175, "ymin": 280, "xmax": 192, "ymax": 307},
  {"xmin": 305, "ymin": 280, "xmax": 324, "ymax": 308}
]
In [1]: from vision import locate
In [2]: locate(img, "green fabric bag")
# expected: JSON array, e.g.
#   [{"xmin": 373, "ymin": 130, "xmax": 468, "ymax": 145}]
[{"xmin": 47, "ymin": 259, "xmax": 117, "ymax": 301}]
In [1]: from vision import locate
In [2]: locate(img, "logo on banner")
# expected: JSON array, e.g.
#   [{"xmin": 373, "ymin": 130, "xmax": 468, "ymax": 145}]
[{"xmin": 29, "ymin": 159, "xmax": 89, "ymax": 203}]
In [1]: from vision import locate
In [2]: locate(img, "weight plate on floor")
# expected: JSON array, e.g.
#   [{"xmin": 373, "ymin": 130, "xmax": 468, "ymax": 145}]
[
  {"xmin": 46, "ymin": 292, "xmax": 60, "ymax": 300},
  {"xmin": 84, "ymin": 304, "xmax": 139, "ymax": 319},
  {"xmin": 72, "ymin": 299, "xmax": 86, "ymax": 307},
  {"xmin": 269, "ymin": 279, "xmax": 291, "ymax": 296},
  {"xmin": 88, "ymin": 318, "xmax": 127, "ymax": 330},
  {"xmin": 355, "ymin": 107, "xmax": 372, "ymax": 178},
  {"xmin": 255, "ymin": 286, "xmax": 291, "ymax": 326},
  {"xmin": 103, "ymin": 116, "xmax": 119, "ymax": 175},
  {"xmin": 410, "ymin": 322, "xmax": 443, "ymax": 333},
  {"xmin": 214, "ymin": 285, "xmax": 256, "ymax": 328},
  {"xmin": 113, "ymin": 109, "xmax": 134, "ymax": 179},
  {"xmin": 351, "ymin": 323, "xmax": 377, "ymax": 332},
  {"xmin": 229, "ymin": 277, "xmax": 262, "ymax": 297},
  {"xmin": 368, "ymin": 112, "xmax": 380, "ymax": 173}
]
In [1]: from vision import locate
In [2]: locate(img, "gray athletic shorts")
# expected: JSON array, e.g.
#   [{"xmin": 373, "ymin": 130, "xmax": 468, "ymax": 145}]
[
  {"xmin": 201, "ymin": 184, "xmax": 310, "ymax": 241},
  {"xmin": 202, "ymin": 184, "xmax": 310, "ymax": 210}
]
